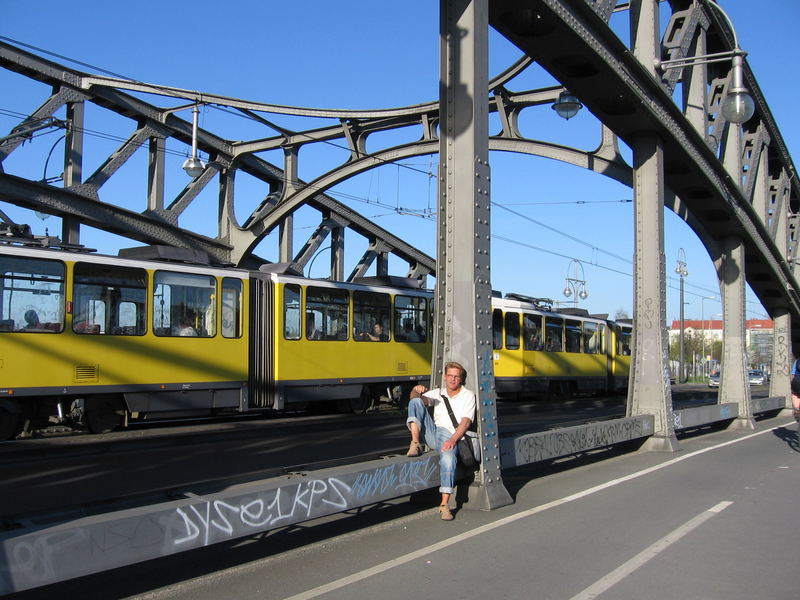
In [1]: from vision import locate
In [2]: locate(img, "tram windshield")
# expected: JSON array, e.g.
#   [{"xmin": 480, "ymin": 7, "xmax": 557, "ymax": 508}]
[{"xmin": 0, "ymin": 256, "xmax": 65, "ymax": 333}]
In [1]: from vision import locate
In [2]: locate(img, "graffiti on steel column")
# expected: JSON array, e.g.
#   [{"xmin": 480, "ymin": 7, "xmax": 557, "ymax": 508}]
[
  {"xmin": 513, "ymin": 419, "xmax": 651, "ymax": 463},
  {"xmin": 642, "ymin": 297, "xmax": 655, "ymax": 330},
  {"xmin": 774, "ymin": 327, "xmax": 789, "ymax": 375}
]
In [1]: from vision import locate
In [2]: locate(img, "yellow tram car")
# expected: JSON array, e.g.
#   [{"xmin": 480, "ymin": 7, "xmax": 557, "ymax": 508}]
[
  {"xmin": 491, "ymin": 293, "xmax": 632, "ymax": 400},
  {"xmin": 0, "ymin": 244, "xmax": 431, "ymax": 439}
]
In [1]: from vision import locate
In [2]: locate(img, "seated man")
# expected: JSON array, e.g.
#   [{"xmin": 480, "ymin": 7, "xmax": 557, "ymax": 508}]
[{"xmin": 405, "ymin": 361, "xmax": 476, "ymax": 521}]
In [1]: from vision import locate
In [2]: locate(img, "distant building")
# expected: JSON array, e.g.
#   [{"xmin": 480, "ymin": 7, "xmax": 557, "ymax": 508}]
[{"xmin": 668, "ymin": 319, "xmax": 774, "ymax": 368}]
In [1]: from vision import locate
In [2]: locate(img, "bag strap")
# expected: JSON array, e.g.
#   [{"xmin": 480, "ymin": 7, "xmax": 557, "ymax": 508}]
[{"xmin": 440, "ymin": 394, "xmax": 460, "ymax": 430}]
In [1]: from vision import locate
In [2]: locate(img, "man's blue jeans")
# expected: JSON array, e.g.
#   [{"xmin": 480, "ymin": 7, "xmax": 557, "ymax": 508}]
[{"xmin": 406, "ymin": 397, "xmax": 458, "ymax": 494}]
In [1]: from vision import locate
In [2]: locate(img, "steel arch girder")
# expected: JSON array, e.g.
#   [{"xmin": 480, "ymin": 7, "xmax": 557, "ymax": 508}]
[
  {"xmin": 489, "ymin": 0, "xmax": 800, "ymax": 339},
  {"xmin": 227, "ymin": 136, "xmax": 633, "ymax": 259},
  {"xmin": 232, "ymin": 133, "xmax": 723, "ymax": 268},
  {"xmin": 0, "ymin": 173, "xmax": 232, "ymax": 259}
]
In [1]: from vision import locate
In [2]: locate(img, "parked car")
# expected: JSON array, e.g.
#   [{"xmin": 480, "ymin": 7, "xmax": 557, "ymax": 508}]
[
  {"xmin": 708, "ymin": 372, "xmax": 720, "ymax": 387},
  {"xmin": 748, "ymin": 370, "xmax": 768, "ymax": 385}
]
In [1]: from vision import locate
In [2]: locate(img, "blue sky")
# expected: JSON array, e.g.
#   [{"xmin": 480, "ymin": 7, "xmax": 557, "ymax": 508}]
[{"xmin": 1, "ymin": 1, "xmax": 797, "ymax": 324}]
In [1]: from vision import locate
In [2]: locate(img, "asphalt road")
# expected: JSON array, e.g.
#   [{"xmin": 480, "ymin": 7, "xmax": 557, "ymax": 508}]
[{"xmin": 9, "ymin": 411, "xmax": 798, "ymax": 600}]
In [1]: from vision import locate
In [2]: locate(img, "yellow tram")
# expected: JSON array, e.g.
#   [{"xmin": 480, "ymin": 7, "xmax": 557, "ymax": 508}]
[
  {"xmin": 491, "ymin": 293, "xmax": 632, "ymax": 400},
  {"xmin": 0, "ymin": 244, "xmax": 431, "ymax": 439},
  {"xmin": 0, "ymin": 242, "xmax": 633, "ymax": 440}
]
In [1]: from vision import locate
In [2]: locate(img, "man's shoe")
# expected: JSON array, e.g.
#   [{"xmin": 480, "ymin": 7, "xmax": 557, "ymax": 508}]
[
  {"xmin": 406, "ymin": 441, "xmax": 424, "ymax": 457},
  {"xmin": 438, "ymin": 504, "xmax": 454, "ymax": 521}
]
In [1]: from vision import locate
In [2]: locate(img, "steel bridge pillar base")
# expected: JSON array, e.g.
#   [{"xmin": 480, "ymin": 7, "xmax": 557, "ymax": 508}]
[
  {"xmin": 640, "ymin": 434, "xmax": 680, "ymax": 452},
  {"xmin": 727, "ymin": 417, "xmax": 756, "ymax": 431},
  {"xmin": 463, "ymin": 479, "xmax": 514, "ymax": 511}
]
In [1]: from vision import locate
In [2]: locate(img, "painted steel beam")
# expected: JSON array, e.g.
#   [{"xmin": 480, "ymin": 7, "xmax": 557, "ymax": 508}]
[
  {"xmin": 488, "ymin": 0, "xmax": 800, "ymax": 342},
  {"xmin": 0, "ymin": 173, "xmax": 232, "ymax": 260},
  {"xmin": 436, "ymin": 0, "xmax": 511, "ymax": 510}
]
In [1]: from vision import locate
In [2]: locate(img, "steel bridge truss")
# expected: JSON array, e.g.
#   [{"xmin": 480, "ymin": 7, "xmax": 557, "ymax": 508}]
[
  {"xmin": 1, "ymin": 2, "xmax": 798, "ymax": 325},
  {"xmin": 2, "ymin": 0, "xmax": 800, "ymax": 591}
]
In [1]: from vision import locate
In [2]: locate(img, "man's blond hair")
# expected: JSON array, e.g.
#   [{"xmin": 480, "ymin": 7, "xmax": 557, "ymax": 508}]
[{"xmin": 444, "ymin": 361, "xmax": 467, "ymax": 383}]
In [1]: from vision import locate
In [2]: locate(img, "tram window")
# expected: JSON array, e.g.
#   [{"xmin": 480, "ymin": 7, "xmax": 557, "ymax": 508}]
[
  {"xmin": 394, "ymin": 295, "xmax": 427, "ymax": 342},
  {"xmin": 284, "ymin": 284, "xmax": 301, "ymax": 340},
  {"xmin": 544, "ymin": 317, "xmax": 563, "ymax": 352},
  {"xmin": 354, "ymin": 290, "xmax": 390, "ymax": 342},
  {"xmin": 0, "ymin": 256, "xmax": 64, "ymax": 333},
  {"xmin": 565, "ymin": 319, "xmax": 581, "ymax": 353},
  {"xmin": 73, "ymin": 262, "xmax": 146, "ymax": 335},
  {"xmin": 523, "ymin": 313, "xmax": 543, "ymax": 351},
  {"xmin": 505, "ymin": 312, "xmax": 520, "ymax": 350},
  {"xmin": 583, "ymin": 321, "xmax": 602, "ymax": 354},
  {"xmin": 492, "ymin": 309, "xmax": 503, "ymax": 349},
  {"xmin": 153, "ymin": 271, "xmax": 217, "ymax": 337},
  {"xmin": 618, "ymin": 327, "xmax": 632, "ymax": 355},
  {"xmin": 221, "ymin": 278, "xmax": 243, "ymax": 338},
  {"xmin": 307, "ymin": 286, "xmax": 349, "ymax": 341}
]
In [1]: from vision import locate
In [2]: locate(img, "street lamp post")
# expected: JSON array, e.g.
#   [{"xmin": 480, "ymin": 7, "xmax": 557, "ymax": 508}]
[
  {"xmin": 563, "ymin": 259, "xmax": 588, "ymax": 307},
  {"xmin": 675, "ymin": 249, "xmax": 688, "ymax": 383}
]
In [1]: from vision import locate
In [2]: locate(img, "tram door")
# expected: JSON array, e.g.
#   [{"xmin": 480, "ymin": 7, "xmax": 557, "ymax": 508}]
[{"xmin": 249, "ymin": 274, "xmax": 275, "ymax": 408}]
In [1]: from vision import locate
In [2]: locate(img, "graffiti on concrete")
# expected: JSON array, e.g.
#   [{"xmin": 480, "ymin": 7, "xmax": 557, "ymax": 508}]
[
  {"xmin": 351, "ymin": 455, "xmax": 438, "ymax": 499},
  {"xmin": 0, "ymin": 455, "xmax": 440, "ymax": 595},
  {"xmin": 512, "ymin": 417, "xmax": 652, "ymax": 465},
  {"xmin": 173, "ymin": 476, "xmax": 352, "ymax": 547}
]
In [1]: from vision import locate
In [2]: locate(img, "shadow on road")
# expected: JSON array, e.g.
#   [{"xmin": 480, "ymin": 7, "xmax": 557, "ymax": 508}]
[{"xmin": 772, "ymin": 425, "xmax": 800, "ymax": 453}]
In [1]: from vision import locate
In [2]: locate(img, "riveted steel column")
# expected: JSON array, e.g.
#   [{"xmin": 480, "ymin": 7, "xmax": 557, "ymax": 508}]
[
  {"xmin": 218, "ymin": 168, "xmax": 235, "ymax": 244},
  {"xmin": 771, "ymin": 172, "xmax": 792, "ymax": 409},
  {"xmin": 330, "ymin": 225, "xmax": 345, "ymax": 281},
  {"xmin": 719, "ymin": 119, "xmax": 754, "ymax": 429},
  {"xmin": 717, "ymin": 236, "xmax": 753, "ymax": 428},
  {"xmin": 772, "ymin": 307, "xmax": 791, "ymax": 408},
  {"xmin": 148, "ymin": 135, "xmax": 166, "ymax": 212},
  {"xmin": 627, "ymin": 0, "xmax": 678, "ymax": 450},
  {"xmin": 751, "ymin": 137, "xmax": 770, "ymax": 222},
  {"xmin": 279, "ymin": 146, "xmax": 299, "ymax": 263},
  {"xmin": 437, "ymin": 0, "xmax": 511, "ymax": 509},
  {"xmin": 682, "ymin": 19, "xmax": 708, "ymax": 139},
  {"xmin": 62, "ymin": 100, "xmax": 84, "ymax": 245}
]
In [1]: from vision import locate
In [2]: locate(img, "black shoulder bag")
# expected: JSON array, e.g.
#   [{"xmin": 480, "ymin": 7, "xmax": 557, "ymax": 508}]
[{"xmin": 441, "ymin": 394, "xmax": 479, "ymax": 468}]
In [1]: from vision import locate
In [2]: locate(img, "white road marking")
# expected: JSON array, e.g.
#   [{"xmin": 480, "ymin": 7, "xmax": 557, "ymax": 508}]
[{"xmin": 567, "ymin": 501, "xmax": 734, "ymax": 600}]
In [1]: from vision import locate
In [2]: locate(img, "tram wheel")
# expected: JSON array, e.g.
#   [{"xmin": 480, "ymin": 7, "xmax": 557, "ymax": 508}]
[
  {"xmin": 349, "ymin": 387, "xmax": 373, "ymax": 414},
  {"xmin": 0, "ymin": 401, "xmax": 22, "ymax": 441},
  {"xmin": 84, "ymin": 396, "xmax": 123, "ymax": 434}
]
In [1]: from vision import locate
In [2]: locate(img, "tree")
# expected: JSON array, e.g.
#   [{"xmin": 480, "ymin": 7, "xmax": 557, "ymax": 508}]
[
  {"xmin": 668, "ymin": 330, "xmax": 704, "ymax": 363},
  {"xmin": 614, "ymin": 308, "xmax": 629, "ymax": 320}
]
